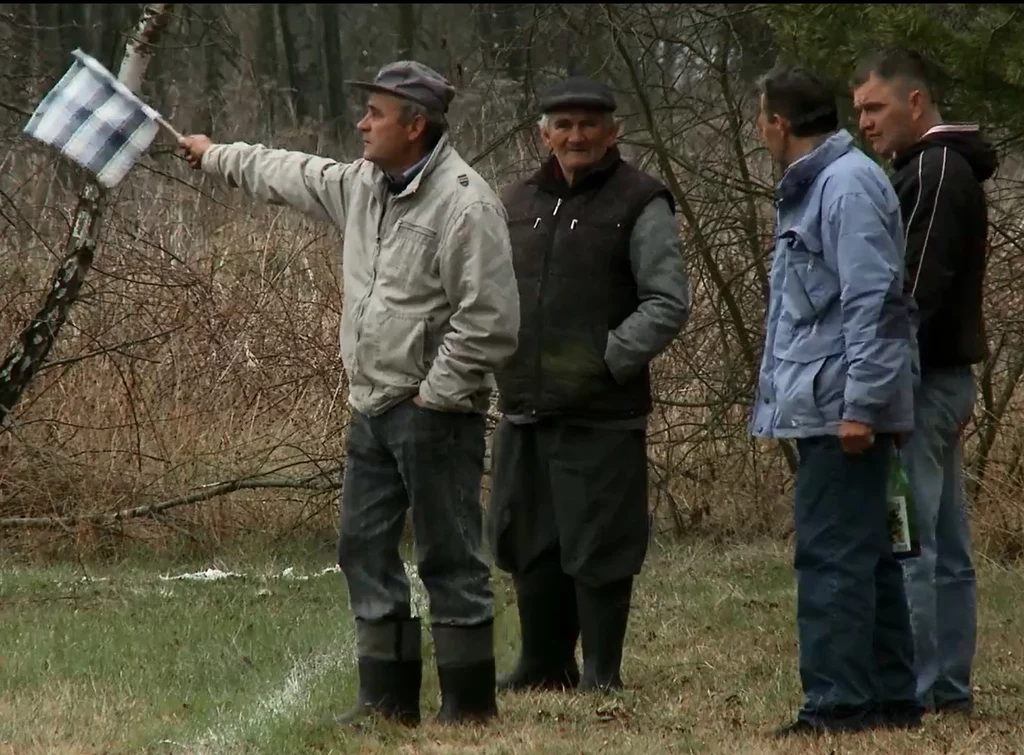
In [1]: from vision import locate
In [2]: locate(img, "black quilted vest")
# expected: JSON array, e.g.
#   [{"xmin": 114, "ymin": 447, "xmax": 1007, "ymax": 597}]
[{"xmin": 495, "ymin": 147, "xmax": 674, "ymax": 420}]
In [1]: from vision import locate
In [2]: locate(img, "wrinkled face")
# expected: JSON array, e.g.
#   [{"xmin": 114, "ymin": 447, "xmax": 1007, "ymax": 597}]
[
  {"xmin": 356, "ymin": 92, "xmax": 425, "ymax": 170},
  {"xmin": 540, "ymin": 109, "xmax": 619, "ymax": 176},
  {"xmin": 756, "ymin": 94, "xmax": 789, "ymax": 164},
  {"xmin": 852, "ymin": 72, "xmax": 920, "ymax": 157}
]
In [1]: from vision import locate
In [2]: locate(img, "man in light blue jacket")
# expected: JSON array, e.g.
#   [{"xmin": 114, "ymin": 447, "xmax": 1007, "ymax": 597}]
[{"xmin": 750, "ymin": 64, "xmax": 923, "ymax": 736}]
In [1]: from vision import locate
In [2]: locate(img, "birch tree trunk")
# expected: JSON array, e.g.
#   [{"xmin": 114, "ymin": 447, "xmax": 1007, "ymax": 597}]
[{"xmin": 0, "ymin": 3, "xmax": 176, "ymax": 430}]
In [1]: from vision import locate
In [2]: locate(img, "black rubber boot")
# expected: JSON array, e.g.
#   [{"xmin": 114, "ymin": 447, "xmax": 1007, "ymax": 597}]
[
  {"xmin": 576, "ymin": 577, "xmax": 633, "ymax": 693},
  {"xmin": 433, "ymin": 622, "xmax": 499, "ymax": 724},
  {"xmin": 498, "ymin": 568, "xmax": 580, "ymax": 692},
  {"xmin": 335, "ymin": 617, "xmax": 422, "ymax": 726}
]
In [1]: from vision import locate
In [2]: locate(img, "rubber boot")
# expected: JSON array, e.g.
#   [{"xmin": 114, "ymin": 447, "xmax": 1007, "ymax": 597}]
[
  {"xmin": 335, "ymin": 617, "xmax": 422, "ymax": 726},
  {"xmin": 433, "ymin": 621, "xmax": 499, "ymax": 724},
  {"xmin": 576, "ymin": 577, "xmax": 633, "ymax": 693},
  {"xmin": 498, "ymin": 567, "xmax": 580, "ymax": 692}
]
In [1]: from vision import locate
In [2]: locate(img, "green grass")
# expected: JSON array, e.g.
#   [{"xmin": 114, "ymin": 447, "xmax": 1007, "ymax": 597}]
[{"xmin": 1, "ymin": 539, "xmax": 1023, "ymax": 754}]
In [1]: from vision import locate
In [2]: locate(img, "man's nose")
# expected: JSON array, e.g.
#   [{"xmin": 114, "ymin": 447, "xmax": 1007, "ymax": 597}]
[{"xmin": 858, "ymin": 111, "xmax": 872, "ymax": 133}]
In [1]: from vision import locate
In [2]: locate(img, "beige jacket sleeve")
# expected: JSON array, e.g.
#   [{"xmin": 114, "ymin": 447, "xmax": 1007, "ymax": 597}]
[
  {"xmin": 201, "ymin": 142, "xmax": 353, "ymax": 225},
  {"xmin": 419, "ymin": 200, "xmax": 521, "ymax": 411}
]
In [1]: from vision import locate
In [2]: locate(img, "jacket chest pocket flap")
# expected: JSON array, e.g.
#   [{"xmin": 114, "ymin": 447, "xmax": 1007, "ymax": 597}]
[
  {"xmin": 780, "ymin": 225, "xmax": 837, "ymax": 326},
  {"xmin": 383, "ymin": 219, "xmax": 440, "ymax": 284}
]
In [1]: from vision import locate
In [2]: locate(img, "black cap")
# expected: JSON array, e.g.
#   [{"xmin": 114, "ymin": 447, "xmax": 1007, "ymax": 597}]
[
  {"xmin": 346, "ymin": 60, "xmax": 456, "ymax": 115},
  {"xmin": 538, "ymin": 77, "xmax": 617, "ymax": 114}
]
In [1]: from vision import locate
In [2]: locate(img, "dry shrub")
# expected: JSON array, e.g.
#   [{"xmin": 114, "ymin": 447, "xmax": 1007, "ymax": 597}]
[{"xmin": 0, "ymin": 145, "xmax": 351, "ymax": 554}]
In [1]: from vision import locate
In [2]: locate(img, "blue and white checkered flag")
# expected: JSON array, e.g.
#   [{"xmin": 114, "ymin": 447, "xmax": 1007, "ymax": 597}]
[{"xmin": 23, "ymin": 49, "xmax": 178, "ymax": 189}]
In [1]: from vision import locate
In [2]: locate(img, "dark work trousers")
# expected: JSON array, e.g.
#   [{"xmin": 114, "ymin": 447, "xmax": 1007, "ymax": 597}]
[
  {"xmin": 792, "ymin": 434, "xmax": 922, "ymax": 727},
  {"xmin": 337, "ymin": 400, "xmax": 494, "ymax": 632},
  {"xmin": 488, "ymin": 417, "xmax": 650, "ymax": 691},
  {"xmin": 488, "ymin": 418, "xmax": 650, "ymax": 587}
]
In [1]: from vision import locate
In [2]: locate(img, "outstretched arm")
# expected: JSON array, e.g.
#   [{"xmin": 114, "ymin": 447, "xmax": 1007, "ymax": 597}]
[{"xmin": 180, "ymin": 134, "xmax": 354, "ymax": 226}]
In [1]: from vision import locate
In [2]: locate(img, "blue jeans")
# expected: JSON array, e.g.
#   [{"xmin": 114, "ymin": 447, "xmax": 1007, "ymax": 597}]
[
  {"xmin": 793, "ymin": 434, "xmax": 920, "ymax": 726},
  {"xmin": 336, "ymin": 400, "xmax": 494, "ymax": 629},
  {"xmin": 901, "ymin": 366, "xmax": 977, "ymax": 710}
]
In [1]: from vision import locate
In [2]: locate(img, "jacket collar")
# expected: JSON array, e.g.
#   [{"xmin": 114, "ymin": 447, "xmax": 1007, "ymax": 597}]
[
  {"xmin": 372, "ymin": 134, "xmax": 452, "ymax": 198},
  {"xmin": 775, "ymin": 129, "xmax": 854, "ymax": 203}
]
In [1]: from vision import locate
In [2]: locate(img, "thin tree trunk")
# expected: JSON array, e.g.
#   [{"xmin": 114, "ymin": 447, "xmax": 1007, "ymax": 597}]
[
  {"xmin": 495, "ymin": 4, "xmax": 525, "ymax": 81},
  {"xmin": 257, "ymin": 3, "xmax": 277, "ymax": 133},
  {"xmin": 274, "ymin": 3, "xmax": 305, "ymax": 126},
  {"xmin": 0, "ymin": 3, "xmax": 176, "ymax": 430},
  {"xmin": 477, "ymin": 4, "xmax": 495, "ymax": 68},
  {"xmin": 196, "ymin": 3, "xmax": 220, "ymax": 134},
  {"xmin": 319, "ymin": 3, "xmax": 345, "ymax": 143},
  {"xmin": 397, "ymin": 4, "xmax": 415, "ymax": 59}
]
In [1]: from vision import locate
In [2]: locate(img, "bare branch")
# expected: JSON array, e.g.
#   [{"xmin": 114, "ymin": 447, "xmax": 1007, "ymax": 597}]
[{"xmin": 0, "ymin": 466, "xmax": 343, "ymax": 529}]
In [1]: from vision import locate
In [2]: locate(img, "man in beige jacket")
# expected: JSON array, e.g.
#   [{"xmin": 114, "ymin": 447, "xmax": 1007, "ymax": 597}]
[{"xmin": 180, "ymin": 60, "xmax": 520, "ymax": 727}]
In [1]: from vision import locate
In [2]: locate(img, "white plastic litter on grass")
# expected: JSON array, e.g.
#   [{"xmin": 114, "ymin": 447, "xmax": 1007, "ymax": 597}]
[
  {"xmin": 157, "ymin": 565, "xmax": 343, "ymax": 584},
  {"xmin": 277, "ymin": 565, "xmax": 340, "ymax": 581},
  {"xmin": 159, "ymin": 568, "xmax": 245, "ymax": 582}
]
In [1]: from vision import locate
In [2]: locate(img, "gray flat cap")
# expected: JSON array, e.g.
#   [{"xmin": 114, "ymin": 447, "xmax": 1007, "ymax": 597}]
[
  {"xmin": 539, "ymin": 77, "xmax": 617, "ymax": 113},
  {"xmin": 346, "ymin": 60, "xmax": 456, "ymax": 115}
]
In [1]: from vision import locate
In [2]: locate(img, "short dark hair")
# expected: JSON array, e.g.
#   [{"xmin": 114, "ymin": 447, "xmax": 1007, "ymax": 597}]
[
  {"xmin": 756, "ymin": 64, "xmax": 839, "ymax": 138},
  {"xmin": 852, "ymin": 47, "xmax": 940, "ymax": 103}
]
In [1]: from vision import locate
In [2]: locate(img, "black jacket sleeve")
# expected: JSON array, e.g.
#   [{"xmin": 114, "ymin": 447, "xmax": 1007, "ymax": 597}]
[{"xmin": 898, "ymin": 146, "xmax": 971, "ymax": 327}]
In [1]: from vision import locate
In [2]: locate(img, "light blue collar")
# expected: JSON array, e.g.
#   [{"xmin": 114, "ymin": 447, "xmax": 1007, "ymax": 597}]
[{"xmin": 776, "ymin": 129, "xmax": 855, "ymax": 203}]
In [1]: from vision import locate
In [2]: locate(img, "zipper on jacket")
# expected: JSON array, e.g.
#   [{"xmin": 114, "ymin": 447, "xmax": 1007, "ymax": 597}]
[
  {"xmin": 374, "ymin": 192, "xmax": 389, "ymax": 257},
  {"xmin": 355, "ymin": 191, "xmax": 391, "ymax": 357},
  {"xmin": 531, "ymin": 195, "xmax": 563, "ymax": 414}
]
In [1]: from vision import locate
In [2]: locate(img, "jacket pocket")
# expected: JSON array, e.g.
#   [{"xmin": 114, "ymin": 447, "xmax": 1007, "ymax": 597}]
[
  {"xmin": 378, "ymin": 219, "xmax": 440, "ymax": 296},
  {"xmin": 358, "ymin": 309, "xmax": 429, "ymax": 388},
  {"xmin": 773, "ymin": 356, "xmax": 834, "ymax": 430},
  {"xmin": 771, "ymin": 340, "xmax": 847, "ymax": 431},
  {"xmin": 537, "ymin": 326, "xmax": 614, "ymax": 408},
  {"xmin": 780, "ymin": 226, "xmax": 838, "ymax": 327},
  {"xmin": 394, "ymin": 219, "xmax": 438, "ymax": 245}
]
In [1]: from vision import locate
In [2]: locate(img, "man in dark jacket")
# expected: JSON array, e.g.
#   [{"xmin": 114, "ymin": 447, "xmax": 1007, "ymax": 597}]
[
  {"xmin": 852, "ymin": 47, "xmax": 999, "ymax": 717},
  {"xmin": 488, "ymin": 77, "xmax": 691, "ymax": 693}
]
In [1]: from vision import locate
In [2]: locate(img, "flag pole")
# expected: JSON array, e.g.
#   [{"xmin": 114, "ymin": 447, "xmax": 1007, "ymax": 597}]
[{"xmin": 156, "ymin": 115, "xmax": 183, "ymax": 142}]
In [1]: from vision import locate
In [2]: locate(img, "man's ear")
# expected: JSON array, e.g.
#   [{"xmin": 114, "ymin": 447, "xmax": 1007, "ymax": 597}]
[
  {"xmin": 539, "ymin": 125, "xmax": 553, "ymax": 151},
  {"xmin": 406, "ymin": 113, "xmax": 427, "ymax": 142},
  {"xmin": 772, "ymin": 112, "xmax": 790, "ymax": 139},
  {"xmin": 907, "ymin": 88, "xmax": 924, "ymax": 119}
]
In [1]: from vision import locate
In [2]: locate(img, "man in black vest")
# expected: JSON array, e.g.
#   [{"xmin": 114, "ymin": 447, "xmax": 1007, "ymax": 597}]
[{"xmin": 488, "ymin": 77, "xmax": 691, "ymax": 693}]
